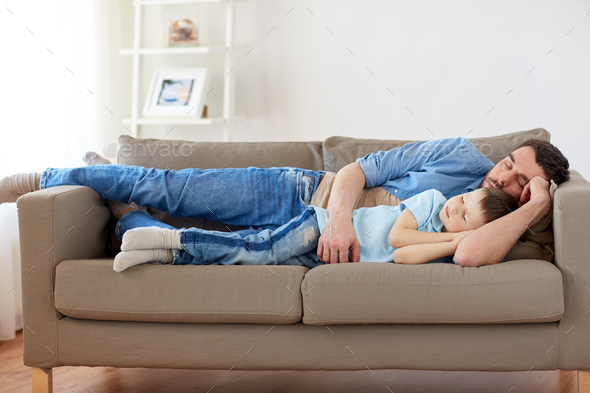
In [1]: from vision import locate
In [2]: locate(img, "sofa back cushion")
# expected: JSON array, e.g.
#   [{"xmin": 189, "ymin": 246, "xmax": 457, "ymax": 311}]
[
  {"xmin": 319, "ymin": 128, "xmax": 555, "ymax": 262},
  {"xmin": 322, "ymin": 128, "xmax": 550, "ymax": 172},
  {"xmin": 117, "ymin": 135, "xmax": 324, "ymax": 171}
]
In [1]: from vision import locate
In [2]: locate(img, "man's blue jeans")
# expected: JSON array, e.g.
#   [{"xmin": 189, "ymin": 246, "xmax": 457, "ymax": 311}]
[
  {"xmin": 115, "ymin": 208, "xmax": 324, "ymax": 269},
  {"xmin": 40, "ymin": 165, "xmax": 323, "ymax": 227}
]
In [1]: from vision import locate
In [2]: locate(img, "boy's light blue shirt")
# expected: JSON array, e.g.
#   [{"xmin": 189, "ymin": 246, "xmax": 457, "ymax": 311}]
[
  {"xmin": 314, "ymin": 189, "xmax": 447, "ymax": 263},
  {"xmin": 356, "ymin": 137, "xmax": 494, "ymax": 200}
]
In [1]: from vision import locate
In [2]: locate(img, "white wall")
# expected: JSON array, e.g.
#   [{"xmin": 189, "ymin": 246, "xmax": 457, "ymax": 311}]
[{"xmin": 110, "ymin": 0, "xmax": 589, "ymax": 178}]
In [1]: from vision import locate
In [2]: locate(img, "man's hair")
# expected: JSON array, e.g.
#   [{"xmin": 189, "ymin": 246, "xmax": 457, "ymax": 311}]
[
  {"xmin": 478, "ymin": 188, "xmax": 518, "ymax": 224},
  {"xmin": 516, "ymin": 139, "xmax": 570, "ymax": 185}
]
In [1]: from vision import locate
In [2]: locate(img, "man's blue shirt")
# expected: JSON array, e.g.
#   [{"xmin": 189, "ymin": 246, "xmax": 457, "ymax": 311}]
[{"xmin": 356, "ymin": 137, "xmax": 494, "ymax": 200}]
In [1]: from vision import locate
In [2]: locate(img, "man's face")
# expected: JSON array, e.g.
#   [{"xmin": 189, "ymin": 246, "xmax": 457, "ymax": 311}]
[
  {"xmin": 439, "ymin": 190, "xmax": 487, "ymax": 232},
  {"xmin": 480, "ymin": 146, "xmax": 548, "ymax": 202}
]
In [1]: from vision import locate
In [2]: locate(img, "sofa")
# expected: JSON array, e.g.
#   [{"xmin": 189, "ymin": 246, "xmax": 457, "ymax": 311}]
[{"xmin": 18, "ymin": 128, "xmax": 590, "ymax": 393}]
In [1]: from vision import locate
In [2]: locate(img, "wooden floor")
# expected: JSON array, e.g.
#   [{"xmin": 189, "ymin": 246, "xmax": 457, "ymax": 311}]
[{"xmin": 0, "ymin": 330, "xmax": 578, "ymax": 393}]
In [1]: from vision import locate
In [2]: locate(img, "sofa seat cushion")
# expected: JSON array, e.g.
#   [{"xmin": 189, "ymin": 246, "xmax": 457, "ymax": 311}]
[
  {"xmin": 55, "ymin": 259, "xmax": 307, "ymax": 324},
  {"xmin": 301, "ymin": 260, "xmax": 564, "ymax": 325}
]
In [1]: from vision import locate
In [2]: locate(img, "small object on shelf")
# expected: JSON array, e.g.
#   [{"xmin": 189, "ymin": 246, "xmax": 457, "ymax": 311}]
[
  {"xmin": 143, "ymin": 68, "xmax": 210, "ymax": 118},
  {"xmin": 202, "ymin": 105, "xmax": 208, "ymax": 118},
  {"xmin": 165, "ymin": 11, "xmax": 200, "ymax": 47}
]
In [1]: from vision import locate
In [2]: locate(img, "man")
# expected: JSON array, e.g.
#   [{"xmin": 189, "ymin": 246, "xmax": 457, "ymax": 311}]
[{"xmin": 0, "ymin": 137, "xmax": 569, "ymax": 267}]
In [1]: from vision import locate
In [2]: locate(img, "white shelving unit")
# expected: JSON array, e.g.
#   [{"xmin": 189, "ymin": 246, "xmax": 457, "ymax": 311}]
[{"xmin": 121, "ymin": 0, "xmax": 243, "ymax": 141}]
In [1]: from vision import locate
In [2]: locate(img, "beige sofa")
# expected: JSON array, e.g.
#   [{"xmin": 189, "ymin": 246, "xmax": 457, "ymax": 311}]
[{"xmin": 18, "ymin": 129, "xmax": 590, "ymax": 393}]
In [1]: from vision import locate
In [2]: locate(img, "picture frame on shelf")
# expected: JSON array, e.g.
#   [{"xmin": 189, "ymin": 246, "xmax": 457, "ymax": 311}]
[
  {"xmin": 164, "ymin": 11, "xmax": 200, "ymax": 47},
  {"xmin": 143, "ymin": 68, "xmax": 210, "ymax": 118}
]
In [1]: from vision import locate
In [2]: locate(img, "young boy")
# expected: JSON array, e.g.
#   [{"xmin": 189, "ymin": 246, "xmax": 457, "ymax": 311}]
[{"xmin": 113, "ymin": 187, "xmax": 517, "ymax": 272}]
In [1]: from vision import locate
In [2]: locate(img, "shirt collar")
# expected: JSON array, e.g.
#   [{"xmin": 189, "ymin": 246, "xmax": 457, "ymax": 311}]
[{"xmin": 465, "ymin": 176, "xmax": 485, "ymax": 192}]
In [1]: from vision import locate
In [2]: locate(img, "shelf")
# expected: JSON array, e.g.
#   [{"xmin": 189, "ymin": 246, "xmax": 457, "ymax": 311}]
[
  {"xmin": 134, "ymin": 0, "xmax": 227, "ymax": 5},
  {"xmin": 120, "ymin": 45, "xmax": 249, "ymax": 55},
  {"xmin": 125, "ymin": 0, "xmax": 239, "ymax": 141},
  {"xmin": 120, "ymin": 46, "xmax": 225, "ymax": 55},
  {"xmin": 123, "ymin": 115, "xmax": 246, "ymax": 126},
  {"xmin": 124, "ymin": 117, "xmax": 224, "ymax": 125}
]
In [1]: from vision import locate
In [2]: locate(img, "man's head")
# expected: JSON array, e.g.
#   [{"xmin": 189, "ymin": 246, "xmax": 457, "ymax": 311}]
[
  {"xmin": 440, "ymin": 188, "xmax": 517, "ymax": 232},
  {"xmin": 480, "ymin": 139, "xmax": 570, "ymax": 201}
]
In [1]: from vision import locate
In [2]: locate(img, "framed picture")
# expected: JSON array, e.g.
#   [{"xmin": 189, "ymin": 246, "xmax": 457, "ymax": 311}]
[
  {"xmin": 164, "ymin": 11, "xmax": 200, "ymax": 47},
  {"xmin": 143, "ymin": 68, "xmax": 210, "ymax": 117}
]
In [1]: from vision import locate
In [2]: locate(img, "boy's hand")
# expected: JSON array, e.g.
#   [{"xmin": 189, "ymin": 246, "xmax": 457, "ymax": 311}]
[
  {"xmin": 317, "ymin": 218, "xmax": 360, "ymax": 264},
  {"xmin": 453, "ymin": 229, "xmax": 474, "ymax": 244}
]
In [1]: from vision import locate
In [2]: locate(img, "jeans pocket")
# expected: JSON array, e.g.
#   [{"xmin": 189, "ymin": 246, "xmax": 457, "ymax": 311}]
[{"xmin": 298, "ymin": 172, "xmax": 316, "ymax": 205}]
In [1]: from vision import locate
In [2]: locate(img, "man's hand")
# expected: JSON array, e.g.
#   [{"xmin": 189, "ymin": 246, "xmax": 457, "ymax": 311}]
[
  {"xmin": 518, "ymin": 176, "xmax": 551, "ymax": 225},
  {"xmin": 317, "ymin": 217, "xmax": 360, "ymax": 264},
  {"xmin": 318, "ymin": 162, "xmax": 367, "ymax": 264}
]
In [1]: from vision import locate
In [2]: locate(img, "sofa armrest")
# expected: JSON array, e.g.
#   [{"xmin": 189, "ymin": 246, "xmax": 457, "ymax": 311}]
[
  {"xmin": 17, "ymin": 185, "xmax": 111, "ymax": 368},
  {"xmin": 553, "ymin": 170, "xmax": 590, "ymax": 370}
]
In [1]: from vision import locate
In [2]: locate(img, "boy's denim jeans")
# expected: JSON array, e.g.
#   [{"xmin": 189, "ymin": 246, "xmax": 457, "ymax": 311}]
[
  {"xmin": 115, "ymin": 208, "xmax": 324, "ymax": 269},
  {"xmin": 40, "ymin": 165, "xmax": 323, "ymax": 227}
]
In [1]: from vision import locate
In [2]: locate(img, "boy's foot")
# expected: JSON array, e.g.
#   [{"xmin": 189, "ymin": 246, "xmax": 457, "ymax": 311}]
[
  {"xmin": 113, "ymin": 249, "xmax": 174, "ymax": 272},
  {"xmin": 0, "ymin": 172, "xmax": 42, "ymax": 204},
  {"xmin": 110, "ymin": 201, "xmax": 146, "ymax": 220},
  {"xmin": 121, "ymin": 227, "xmax": 182, "ymax": 251},
  {"xmin": 82, "ymin": 151, "xmax": 111, "ymax": 166}
]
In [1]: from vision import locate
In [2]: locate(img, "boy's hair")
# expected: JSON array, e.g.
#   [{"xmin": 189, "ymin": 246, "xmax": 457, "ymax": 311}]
[
  {"xmin": 517, "ymin": 139, "xmax": 570, "ymax": 185},
  {"xmin": 478, "ymin": 188, "xmax": 518, "ymax": 224}
]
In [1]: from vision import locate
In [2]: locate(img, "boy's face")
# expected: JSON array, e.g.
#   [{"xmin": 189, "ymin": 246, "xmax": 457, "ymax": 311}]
[{"xmin": 439, "ymin": 190, "xmax": 486, "ymax": 232}]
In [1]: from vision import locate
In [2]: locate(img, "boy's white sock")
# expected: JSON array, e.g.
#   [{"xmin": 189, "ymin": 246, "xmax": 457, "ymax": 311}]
[
  {"xmin": 113, "ymin": 249, "xmax": 174, "ymax": 272},
  {"xmin": 0, "ymin": 172, "xmax": 42, "ymax": 204},
  {"xmin": 121, "ymin": 227, "xmax": 182, "ymax": 251}
]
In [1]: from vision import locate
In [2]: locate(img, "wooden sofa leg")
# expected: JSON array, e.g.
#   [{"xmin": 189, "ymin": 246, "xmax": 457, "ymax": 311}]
[
  {"xmin": 579, "ymin": 370, "xmax": 590, "ymax": 393},
  {"xmin": 31, "ymin": 367, "xmax": 53, "ymax": 393}
]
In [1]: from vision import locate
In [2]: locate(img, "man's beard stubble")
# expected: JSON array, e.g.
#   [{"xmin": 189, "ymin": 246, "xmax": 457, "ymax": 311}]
[{"xmin": 479, "ymin": 173, "xmax": 500, "ymax": 189}]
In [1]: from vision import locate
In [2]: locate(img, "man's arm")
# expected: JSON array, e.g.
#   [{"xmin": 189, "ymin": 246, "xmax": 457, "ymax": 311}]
[
  {"xmin": 316, "ymin": 162, "xmax": 366, "ymax": 264},
  {"xmin": 454, "ymin": 177, "xmax": 551, "ymax": 267}
]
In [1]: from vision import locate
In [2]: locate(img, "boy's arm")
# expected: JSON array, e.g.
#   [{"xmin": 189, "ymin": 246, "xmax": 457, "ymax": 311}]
[
  {"xmin": 392, "ymin": 239, "xmax": 459, "ymax": 265},
  {"xmin": 388, "ymin": 209, "xmax": 454, "ymax": 248}
]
